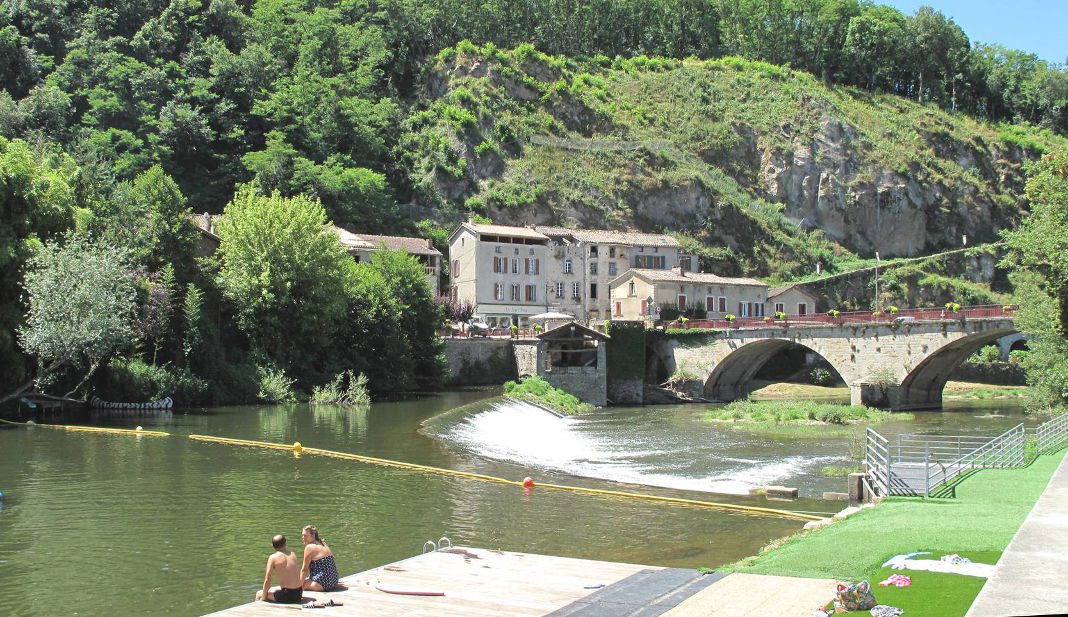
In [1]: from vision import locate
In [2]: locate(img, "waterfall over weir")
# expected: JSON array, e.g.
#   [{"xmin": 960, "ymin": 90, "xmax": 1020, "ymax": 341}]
[{"xmin": 422, "ymin": 398, "xmax": 841, "ymax": 496}]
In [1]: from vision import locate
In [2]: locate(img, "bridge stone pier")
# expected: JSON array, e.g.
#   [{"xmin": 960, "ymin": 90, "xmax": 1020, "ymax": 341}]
[{"xmin": 650, "ymin": 317, "xmax": 1016, "ymax": 410}]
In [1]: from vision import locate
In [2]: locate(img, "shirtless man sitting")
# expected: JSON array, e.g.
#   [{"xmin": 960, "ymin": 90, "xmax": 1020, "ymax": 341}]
[{"xmin": 255, "ymin": 534, "xmax": 303, "ymax": 604}]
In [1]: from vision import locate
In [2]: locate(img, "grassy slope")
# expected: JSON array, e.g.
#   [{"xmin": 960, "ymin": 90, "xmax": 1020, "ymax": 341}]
[
  {"xmin": 407, "ymin": 45, "xmax": 1067, "ymax": 290},
  {"xmin": 727, "ymin": 451, "xmax": 1066, "ymax": 615}
]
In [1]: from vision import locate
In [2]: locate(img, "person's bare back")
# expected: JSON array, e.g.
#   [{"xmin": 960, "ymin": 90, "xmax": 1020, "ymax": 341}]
[{"xmin": 256, "ymin": 535, "xmax": 303, "ymax": 603}]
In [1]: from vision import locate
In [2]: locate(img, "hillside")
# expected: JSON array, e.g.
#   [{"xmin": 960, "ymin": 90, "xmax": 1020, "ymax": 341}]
[{"xmin": 402, "ymin": 44, "xmax": 1065, "ymax": 284}]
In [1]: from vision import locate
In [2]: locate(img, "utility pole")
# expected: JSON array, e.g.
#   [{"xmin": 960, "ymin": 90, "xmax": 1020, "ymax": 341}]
[{"xmin": 874, "ymin": 251, "xmax": 880, "ymax": 313}]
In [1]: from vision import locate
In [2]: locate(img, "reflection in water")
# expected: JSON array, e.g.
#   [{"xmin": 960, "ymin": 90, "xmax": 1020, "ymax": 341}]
[{"xmin": 0, "ymin": 392, "xmax": 1037, "ymax": 617}]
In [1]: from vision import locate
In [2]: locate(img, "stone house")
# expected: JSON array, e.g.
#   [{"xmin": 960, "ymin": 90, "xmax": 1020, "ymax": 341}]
[
  {"xmin": 609, "ymin": 268, "xmax": 769, "ymax": 320},
  {"xmin": 194, "ymin": 214, "xmax": 441, "ymax": 295},
  {"xmin": 531, "ymin": 226, "xmax": 687, "ymax": 323},
  {"xmin": 765, "ymin": 284, "xmax": 821, "ymax": 317},
  {"xmin": 513, "ymin": 321, "xmax": 609, "ymax": 406},
  {"xmin": 447, "ymin": 222, "xmax": 551, "ymax": 327},
  {"xmin": 346, "ymin": 233, "xmax": 443, "ymax": 297}
]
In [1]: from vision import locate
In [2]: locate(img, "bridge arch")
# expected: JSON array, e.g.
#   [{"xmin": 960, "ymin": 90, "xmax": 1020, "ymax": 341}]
[
  {"xmin": 897, "ymin": 326, "xmax": 1018, "ymax": 410},
  {"xmin": 703, "ymin": 338, "xmax": 855, "ymax": 401}
]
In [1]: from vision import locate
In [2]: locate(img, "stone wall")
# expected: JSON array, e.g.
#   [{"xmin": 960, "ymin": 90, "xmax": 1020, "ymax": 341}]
[
  {"xmin": 443, "ymin": 338, "xmax": 518, "ymax": 386},
  {"xmin": 950, "ymin": 361, "xmax": 1027, "ymax": 386},
  {"xmin": 512, "ymin": 340, "xmax": 539, "ymax": 378},
  {"xmin": 541, "ymin": 344, "xmax": 608, "ymax": 406}
]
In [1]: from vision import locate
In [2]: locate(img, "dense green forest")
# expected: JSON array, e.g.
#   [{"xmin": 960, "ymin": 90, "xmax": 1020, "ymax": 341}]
[{"xmin": 2, "ymin": 0, "xmax": 1068, "ymax": 407}]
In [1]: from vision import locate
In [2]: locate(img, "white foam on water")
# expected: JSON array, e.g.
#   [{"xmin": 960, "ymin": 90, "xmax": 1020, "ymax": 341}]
[{"xmin": 442, "ymin": 400, "xmax": 838, "ymax": 495}]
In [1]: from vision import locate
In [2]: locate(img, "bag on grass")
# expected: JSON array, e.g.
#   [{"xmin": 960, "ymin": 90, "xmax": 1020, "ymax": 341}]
[{"xmin": 836, "ymin": 580, "xmax": 876, "ymax": 611}]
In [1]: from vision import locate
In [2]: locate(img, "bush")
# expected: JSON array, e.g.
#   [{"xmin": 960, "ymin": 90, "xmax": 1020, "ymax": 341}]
[
  {"xmin": 809, "ymin": 368, "xmax": 832, "ymax": 386},
  {"xmin": 968, "ymin": 344, "xmax": 1003, "ymax": 364},
  {"xmin": 101, "ymin": 358, "xmax": 208, "ymax": 405},
  {"xmin": 257, "ymin": 364, "xmax": 297, "ymax": 404},
  {"xmin": 311, "ymin": 370, "xmax": 370, "ymax": 407},
  {"xmin": 658, "ymin": 302, "xmax": 681, "ymax": 321},
  {"xmin": 504, "ymin": 376, "xmax": 593, "ymax": 414}
]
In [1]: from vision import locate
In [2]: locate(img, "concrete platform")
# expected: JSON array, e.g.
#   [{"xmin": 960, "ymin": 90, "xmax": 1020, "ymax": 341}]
[
  {"xmin": 203, "ymin": 547, "xmax": 840, "ymax": 617},
  {"xmin": 967, "ymin": 453, "xmax": 1068, "ymax": 617},
  {"xmin": 204, "ymin": 547, "xmax": 655, "ymax": 617}
]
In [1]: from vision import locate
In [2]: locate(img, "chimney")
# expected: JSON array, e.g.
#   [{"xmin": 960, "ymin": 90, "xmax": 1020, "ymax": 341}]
[
  {"xmin": 201, "ymin": 212, "xmax": 211, "ymax": 232},
  {"xmin": 671, "ymin": 265, "xmax": 683, "ymax": 276}
]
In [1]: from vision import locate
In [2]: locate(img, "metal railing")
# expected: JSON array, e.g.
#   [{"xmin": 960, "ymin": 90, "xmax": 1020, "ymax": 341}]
[
  {"xmin": 1036, "ymin": 412, "xmax": 1068, "ymax": 454},
  {"xmin": 663, "ymin": 304, "xmax": 1016, "ymax": 331},
  {"xmin": 865, "ymin": 424, "xmax": 1026, "ymax": 498}
]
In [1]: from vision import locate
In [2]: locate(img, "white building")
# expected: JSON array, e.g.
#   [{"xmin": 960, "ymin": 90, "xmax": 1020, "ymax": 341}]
[
  {"xmin": 532, "ymin": 227, "xmax": 688, "ymax": 323},
  {"xmin": 448, "ymin": 223, "xmax": 550, "ymax": 327},
  {"xmin": 447, "ymin": 222, "xmax": 690, "ymax": 325}
]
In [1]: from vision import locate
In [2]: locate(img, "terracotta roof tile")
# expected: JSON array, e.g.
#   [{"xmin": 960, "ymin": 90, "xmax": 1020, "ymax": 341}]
[
  {"xmin": 532, "ymin": 226, "xmax": 681, "ymax": 248},
  {"xmin": 353, "ymin": 234, "xmax": 442, "ymax": 256}
]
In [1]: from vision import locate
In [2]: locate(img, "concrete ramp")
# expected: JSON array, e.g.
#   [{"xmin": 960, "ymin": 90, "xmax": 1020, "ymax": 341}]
[{"xmin": 663, "ymin": 573, "xmax": 838, "ymax": 617}]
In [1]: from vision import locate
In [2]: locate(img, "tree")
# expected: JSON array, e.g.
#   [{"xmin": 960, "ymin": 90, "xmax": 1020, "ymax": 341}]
[
  {"xmin": 214, "ymin": 189, "xmax": 350, "ymax": 378},
  {"xmin": 90, "ymin": 165, "xmax": 198, "ymax": 277},
  {"xmin": 1004, "ymin": 149, "xmax": 1068, "ymax": 406},
  {"xmin": 0, "ymin": 137, "xmax": 77, "ymax": 396},
  {"xmin": 3, "ymin": 234, "xmax": 138, "ymax": 403}
]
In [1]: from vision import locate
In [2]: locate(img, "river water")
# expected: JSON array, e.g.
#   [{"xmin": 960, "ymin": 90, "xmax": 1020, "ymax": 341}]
[{"xmin": 0, "ymin": 392, "xmax": 1035, "ymax": 617}]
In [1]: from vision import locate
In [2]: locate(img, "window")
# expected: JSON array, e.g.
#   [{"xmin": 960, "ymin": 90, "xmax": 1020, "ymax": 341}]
[
  {"xmin": 590, "ymin": 246, "xmax": 598, "ymax": 257},
  {"xmin": 608, "ymin": 262, "xmax": 617, "ymax": 276},
  {"xmin": 706, "ymin": 296, "xmax": 715, "ymax": 312},
  {"xmin": 590, "ymin": 283, "xmax": 598, "ymax": 299},
  {"xmin": 628, "ymin": 281, "xmax": 636, "ymax": 297},
  {"xmin": 572, "ymin": 282, "xmax": 581, "ymax": 298},
  {"xmin": 525, "ymin": 258, "xmax": 540, "ymax": 275},
  {"xmin": 718, "ymin": 297, "xmax": 727, "ymax": 313},
  {"xmin": 739, "ymin": 302, "xmax": 750, "ymax": 317},
  {"xmin": 615, "ymin": 301, "xmax": 622, "ymax": 316},
  {"xmin": 514, "ymin": 247, "xmax": 519, "ymax": 255},
  {"xmin": 525, "ymin": 285, "xmax": 537, "ymax": 302},
  {"xmin": 678, "ymin": 294, "xmax": 687, "ymax": 309},
  {"xmin": 510, "ymin": 283, "xmax": 520, "ymax": 301},
  {"xmin": 634, "ymin": 255, "xmax": 667, "ymax": 269},
  {"xmin": 452, "ymin": 260, "xmax": 459, "ymax": 277},
  {"xmin": 511, "ymin": 258, "xmax": 519, "ymax": 274},
  {"xmin": 563, "ymin": 259, "xmax": 572, "ymax": 274},
  {"xmin": 493, "ymin": 256, "xmax": 507, "ymax": 273},
  {"xmin": 555, "ymin": 282, "xmax": 565, "ymax": 298},
  {"xmin": 495, "ymin": 246, "xmax": 502, "ymax": 253},
  {"xmin": 590, "ymin": 262, "xmax": 598, "ymax": 275},
  {"xmin": 775, "ymin": 302, "xmax": 784, "ymax": 314},
  {"xmin": 494, "ymin": 283, "xmax": 504, "ymax": 300},
  {"xmin": 609, "ymin": 247, "xmax": 616, "ymax": 258},
  {"xmin": 798, "ymin": 303, "xmax": 808, "ymax": 316}
]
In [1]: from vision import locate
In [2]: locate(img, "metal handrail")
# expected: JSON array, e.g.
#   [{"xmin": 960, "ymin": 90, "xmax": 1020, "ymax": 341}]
[
  {"xmin": 1037, "ymin": 413, "xmax": 1068, "ymax": 454},
  {"xmin": 866, "ymin": 423, "xmax": 1026, "ymax": 497}
]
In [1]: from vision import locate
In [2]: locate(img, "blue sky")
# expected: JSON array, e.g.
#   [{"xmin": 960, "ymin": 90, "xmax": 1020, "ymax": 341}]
[{"xmin": 883, "ymin": 0, "xmax": 1066, "ymax": 64}]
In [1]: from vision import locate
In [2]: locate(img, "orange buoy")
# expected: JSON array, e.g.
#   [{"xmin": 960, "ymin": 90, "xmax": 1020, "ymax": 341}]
[{"xmin": 522, "ymin": 477, "xmax": 535, "ymax": 488}]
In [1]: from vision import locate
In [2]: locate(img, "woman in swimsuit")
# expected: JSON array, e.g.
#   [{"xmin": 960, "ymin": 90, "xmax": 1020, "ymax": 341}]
[{"xmin": 300, "ymin": 525, "xmax": 341, "ymax": 591}]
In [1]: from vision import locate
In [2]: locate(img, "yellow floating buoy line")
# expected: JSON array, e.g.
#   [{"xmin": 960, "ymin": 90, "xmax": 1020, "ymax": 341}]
[
  {"xmin": 1, "ymin": 418, "xmax": 821, "ymax": 521},
  {"xmin": 0, "ymin": 417, "xmax": 169, "ymax": 436},
  {"xmin": 189, "ymin": 434, "xmax": 823, "ymax": 522}
]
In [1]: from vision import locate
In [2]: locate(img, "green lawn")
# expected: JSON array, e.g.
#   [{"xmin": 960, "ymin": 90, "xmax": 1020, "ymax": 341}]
[{"xmin": 726, "ymin": 451, "xmax": 1066, "ymax": 615}]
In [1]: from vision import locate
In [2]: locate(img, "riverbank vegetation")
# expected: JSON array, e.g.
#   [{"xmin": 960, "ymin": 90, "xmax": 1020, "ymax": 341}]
[
  {"xmin": 504, "ymin": 377, "xmax": 593, "ymax": 415},
  {"xmin": 727, "ymin": 451, "xmax": 1067, "ymax": 616},
  {"xmin": 709, "ymin": 400, "xmax": 902, "ymax": 425}
]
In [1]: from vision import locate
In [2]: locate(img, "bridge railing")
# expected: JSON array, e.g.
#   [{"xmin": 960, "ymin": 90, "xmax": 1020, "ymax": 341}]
[
  {"xmin": 865, "ymin": 423, "xmax": 1026, "ymax": 498},
  {"xmin": 664, "ymin": 304, "xmax": 1016, "ymax": 331},
  {"xmin": 1036, "ymin": 412, "xmax": 1068, "ymax": 454}
]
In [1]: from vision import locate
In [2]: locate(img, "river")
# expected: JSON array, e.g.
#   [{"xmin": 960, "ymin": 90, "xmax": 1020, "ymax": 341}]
[{"xmin": 0, "ymin": 391, "xmax": 1036, "ymax": 617}]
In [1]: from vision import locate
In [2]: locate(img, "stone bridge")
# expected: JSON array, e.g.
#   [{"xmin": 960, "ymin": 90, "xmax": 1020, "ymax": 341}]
[{"xmin": 649, "ymin": 317, "xmax": 1016, "ymax": 410}]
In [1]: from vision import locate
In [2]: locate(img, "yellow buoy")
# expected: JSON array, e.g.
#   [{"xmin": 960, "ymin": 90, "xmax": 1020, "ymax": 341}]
[{"xmin": 293, "ymin": 441, "xmax": 302, "ymax": 451}]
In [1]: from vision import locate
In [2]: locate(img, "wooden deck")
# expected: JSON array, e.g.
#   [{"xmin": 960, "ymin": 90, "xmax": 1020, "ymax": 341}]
[{"xmin": 204, "ymin": 547, "xmax": 655, "ymax": 617}]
